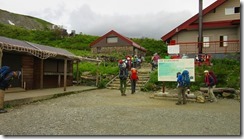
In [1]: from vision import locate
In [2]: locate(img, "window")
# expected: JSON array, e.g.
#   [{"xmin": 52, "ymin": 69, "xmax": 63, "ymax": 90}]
[
  {"xmin": 106, "ymin": 37, "xmax": 118, "ymax": 43},
  {"xmin": 97, "ymin": 47, "xmax": 101, "ymax": 53},
  {"xmin": 203, "ymin": 37, "xmax": 210, "ymax": 47},
  {"xmin": 225, "ymin": 7, "xmax": 240, "ymax": 15},
  {"xmin": 220, "ymin": 35, "xmax": 228, "ymax": 47}
]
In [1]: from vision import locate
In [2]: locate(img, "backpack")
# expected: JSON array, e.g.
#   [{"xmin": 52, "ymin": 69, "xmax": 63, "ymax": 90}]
[
  {"xmin": 181, "ymin": 70, "xmax": 190, "ymax": 87},
  {"xmin": 209, "ymin": 71, "xmax": 217, "ymax": 85},
  {"xmin": 119, "ymin": 64, "xmax": 127, "ymax": 80},
  {"xmin": 0, "ymin": 66, "xmax": 11, "ymax": 82}
]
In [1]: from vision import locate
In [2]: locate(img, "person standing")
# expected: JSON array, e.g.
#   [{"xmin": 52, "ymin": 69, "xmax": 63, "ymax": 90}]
[
  {"xmin": 151, "ymin": 53, "xmax": 160, "ymax": 71},
  {"xmin": 118, "ymin": 60, "xmax": 128, "ymax": 96},
  {"xmin": 0, "ymin": 69, "xmax": 21, "ymax": 113},
  {"xmin": 176, "ymin": 70, "xmax": 190, "ymax": 105},
  {"xmin": 130, "ymin": 68, "xmax": 138, "ymax": 94},
  {"xmin": 204, "ymin": 70, "xmax": 217, "ymax": 102}
]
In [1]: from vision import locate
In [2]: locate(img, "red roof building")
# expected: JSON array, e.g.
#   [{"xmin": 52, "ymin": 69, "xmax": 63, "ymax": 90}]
[
  {"xmin": 90, "ymin": 30, "xmax": 146, "ymax": 56},
  {"xmin": 161, "ymin": 0, "xmax": 240, "ymax": 56}
]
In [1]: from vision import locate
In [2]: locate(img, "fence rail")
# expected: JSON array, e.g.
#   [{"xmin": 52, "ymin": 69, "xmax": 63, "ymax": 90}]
[{"xmin": 176, "ymin": 40, "xmax": 240, "ymax": 54}]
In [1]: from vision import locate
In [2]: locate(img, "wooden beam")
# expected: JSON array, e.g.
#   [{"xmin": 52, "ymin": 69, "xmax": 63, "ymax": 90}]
[
  {"xmin": 63, "ymin": 59, "xmax": 67, "ymax": 91},
  {"xmin": 40, "ymin": 59, "xmax": 44, "ymax": 89}
]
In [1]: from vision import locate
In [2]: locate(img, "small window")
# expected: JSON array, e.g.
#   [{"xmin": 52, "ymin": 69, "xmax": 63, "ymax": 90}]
[
  {"xmin": 220, "ymin": 36, "xmax": 228, "ymax": 47},
  {"xmin": 203, "ymin": 37, "xmax": 210, "ymax": 47},
  {"xmin": 97, "ymin": 47, "xmax": 101, "ymax": 53},
  {"xmin": 225, "ymin": 7, "xmax": 240, "ymax": 15},
  {"xmin": 106, "ymin": 37, "xmax": 118, "ymax": 43},
  {"xmin": 234, "ymin": 7, "xmax": 240, "ymax": 13}
]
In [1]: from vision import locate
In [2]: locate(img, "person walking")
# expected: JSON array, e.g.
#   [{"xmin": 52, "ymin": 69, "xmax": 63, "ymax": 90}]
[
  {"xmin": 204, "ymin": 70, "xmax": 217, "ymax": 102},
  {"xmin": 130, "ymin": 68, "xmax": 138, "ymax": 94},
  {"xmin": 0, "ymin": 68, "xmax": 21, "ymax": 113},
  {"xmin": 151, "ymin": 53, "xmax": 160, "ymax": 71},
  {"xmin": 176, "ymin": 70, "xmax": 190, "ymax": 105},
  {"xmin": 118, "ymin": 60, "xmax": 128, "ymax": 96}
]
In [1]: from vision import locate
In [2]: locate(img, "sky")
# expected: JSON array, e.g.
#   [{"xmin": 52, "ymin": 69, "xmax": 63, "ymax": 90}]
[{"xmin": 0, "ymin": 0, "xmax": 223, "ymax": 40}]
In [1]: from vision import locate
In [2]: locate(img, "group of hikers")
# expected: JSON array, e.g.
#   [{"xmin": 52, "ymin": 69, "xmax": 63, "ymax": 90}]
[
  {"xmin": 118, "ymin": 53, "xmax": 218, "ymax": 105},
  {"xmin": 175, "ymin": 69, "xmax": 217, "ymax": 105},
  {"xmin": 118, "ymin": 55, "xmax": 140, "ymax": 96}
]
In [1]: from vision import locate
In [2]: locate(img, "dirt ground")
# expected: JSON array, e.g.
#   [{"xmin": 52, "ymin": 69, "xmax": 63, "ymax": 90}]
[{"xmin": 0, "ymin": 88, "xmax": 241, "ymax": 136}]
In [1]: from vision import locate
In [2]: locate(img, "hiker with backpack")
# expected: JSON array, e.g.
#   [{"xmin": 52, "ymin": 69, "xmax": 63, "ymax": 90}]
[
  {"xmin": 204, "ymin": 70, "xmax": 217, "ymax": 102},
  {"xmin": 118, "ymin": 60, "xmax": 128, "ymax": 96},
  {"xmin": 130, "ymin": 68, "xmax": 139, "ymax": 94},
  {"xmin": 0, "ymin": 66, "xmax": 21, "ymax": 113},
  {"xmin": 176, "ymin": 70, "xmax": 190, "ymax": 105}
]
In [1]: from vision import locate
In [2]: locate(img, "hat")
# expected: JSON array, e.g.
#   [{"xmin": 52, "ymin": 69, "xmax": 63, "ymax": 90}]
[
  {"xmin": 119, "ymin": 60, "xmax": 123, "ymax": 64},
  {"xmin": 204, "ymin": 70, "xmax": 209, "ymax": 73}
]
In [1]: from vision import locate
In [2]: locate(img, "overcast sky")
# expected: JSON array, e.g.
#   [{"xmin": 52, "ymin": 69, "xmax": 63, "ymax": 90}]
[{"xmin": 0, "ymin": 0, "xmax": 222, "ymax": 40}]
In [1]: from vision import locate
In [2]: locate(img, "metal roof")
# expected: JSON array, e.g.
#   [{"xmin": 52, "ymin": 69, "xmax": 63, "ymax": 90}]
[{"xmin": 0, "ymin": 36, "xmax": 76, "ymax": 59}]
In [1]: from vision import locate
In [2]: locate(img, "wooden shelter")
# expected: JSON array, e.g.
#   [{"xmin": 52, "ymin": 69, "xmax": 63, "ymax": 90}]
[{"xmin": 0, "ymin": 36, "xmax": 101, "ymax": 91}]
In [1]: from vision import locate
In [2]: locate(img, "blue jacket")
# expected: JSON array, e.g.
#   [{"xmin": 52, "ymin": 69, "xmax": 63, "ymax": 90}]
[
  {"xmin": 0, "ymin": 71, "xmax": 15, "ymax": 90},
  {"xmin": 177, "ymin": 74, "xmax": 184, "ymax": 87}
]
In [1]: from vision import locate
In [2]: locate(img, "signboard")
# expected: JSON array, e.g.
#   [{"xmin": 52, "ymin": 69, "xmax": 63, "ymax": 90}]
[
  {"xmin": 167, "ymin": 45, "xmax": 179, "ymax": 54},
  {"xmin": 158, "ymin": 59, "xmax": 195, "ymax": 82}
]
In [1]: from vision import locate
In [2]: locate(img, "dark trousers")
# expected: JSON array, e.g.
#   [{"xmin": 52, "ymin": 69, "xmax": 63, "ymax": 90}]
[
  {"xmin": 177, "ymin": 86, "xmax": 187, "ymax": 104},
  {"xmin": 131, "ymin": 80, "xmax": 136, "ymax": 93},
  {"xmin": 120, "ymin": 79, "xmax": 127, "ymax": 94}
]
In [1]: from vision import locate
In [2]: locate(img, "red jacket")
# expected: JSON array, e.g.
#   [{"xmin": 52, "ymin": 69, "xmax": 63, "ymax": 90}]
[{"xmin": 130, "ymin": 69, "xmax": 138, "ymax": 80}]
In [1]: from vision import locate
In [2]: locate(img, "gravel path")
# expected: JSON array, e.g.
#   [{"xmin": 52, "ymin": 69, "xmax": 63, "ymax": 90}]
[{"xmin": 0, "ymin": 88, "xmax": 241, "ymax": 136}]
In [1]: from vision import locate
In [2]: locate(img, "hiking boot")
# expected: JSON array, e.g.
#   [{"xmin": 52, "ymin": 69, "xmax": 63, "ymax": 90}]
[
  {"xmin": 0, "ymin": 109, "xmax": 7, "ymax": 113},
  {"xmin": 176, "ymin": 102, "xmax": 182, "ymax": 105},
  {"xmin": 122, "ymin": 94, "xmax": 126, "ymax": 96},
  {"xmin": 183, "ymin": 102, "xmax": 187, "ymax": 104}
]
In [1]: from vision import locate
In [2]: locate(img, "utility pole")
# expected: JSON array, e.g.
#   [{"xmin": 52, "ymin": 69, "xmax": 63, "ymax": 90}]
[{"xmin": 198, "ymin": 0, "xmax": 203, "ymax": 54}]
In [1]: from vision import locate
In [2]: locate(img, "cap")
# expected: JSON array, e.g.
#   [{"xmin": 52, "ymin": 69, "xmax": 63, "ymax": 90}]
[
  {"xmin": 204, "ymin": 70, "xmax": 209, "ymax": 73},
  {"xmin": 119, "ymin": 60, "xmax": 123, "ymax": 64}
]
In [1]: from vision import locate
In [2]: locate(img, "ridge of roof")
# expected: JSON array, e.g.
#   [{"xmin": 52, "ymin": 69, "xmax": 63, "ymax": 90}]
[
  {"xmin": 161, "ymin": 0, "xmax": 227, "ymax": 41},
  {"xmin": 90, "ymin": 30, "xmax": 146, "ymax": 52}
]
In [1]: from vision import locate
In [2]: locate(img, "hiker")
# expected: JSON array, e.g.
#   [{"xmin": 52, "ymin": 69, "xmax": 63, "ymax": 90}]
[
  {"xmin": 132, "ymin": 55, "xmax": 138, "ymax": 68},
  {"xmin": 118, "ymin": 60, "xmax": 128, "ymax": 96},
  {"xmin": 130, "ymin": 68, "xmax": 139, "ymax": 94},
  {"xmin": 176, "ymin": 70, "xmax": 190, "ymax": 105},
  {"xmin": 151, "ymin": 53, "xmax": 160, "ymax": 71},
  {"xmin": 0, "ymin": 66, "xmax": 21, "ymax": 113},
  {"xmin": 204, "ymin": 70, "xmax": 217, "ymax": 102},
  {"xmin": 126, "ymin": 57, "xmax": 132, "ymax": 71}
]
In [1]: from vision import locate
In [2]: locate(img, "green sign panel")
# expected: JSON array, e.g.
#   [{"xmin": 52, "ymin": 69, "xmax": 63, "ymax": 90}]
[{"xmin": 158, "ymin": 59, "xmax": 195, "ymax": 82}]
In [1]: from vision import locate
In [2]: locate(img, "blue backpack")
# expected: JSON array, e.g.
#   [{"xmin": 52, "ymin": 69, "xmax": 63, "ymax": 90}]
[
  {"xmin": 0, "ymin": 66, "xmax": 11, "ymax": 82},
  {"xmin": 181, "ymin": 70, "xmax": 190, "ymax": 87}
]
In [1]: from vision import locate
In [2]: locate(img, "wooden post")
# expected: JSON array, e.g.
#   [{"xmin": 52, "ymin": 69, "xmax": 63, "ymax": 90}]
[
  {"xmin": 0, "ymin": 48, "xmax": 2, "ymax": 67},
  {"xmin": 63, "ymin": 59, "xmax": 67, "ymax": 91},
  {"xmin": 76, "ymin": 61, "xmax": 79, "ymax": 85},
  {"xmin": 96, "ymin": 62, "xmax": 99, "ymax": 87},
  {"xmin": 40, "ymin": 59, "xmax": 44, "ymax": 89},
  {"xmin": 162, "ymin": 82, "xmax": 165, "ymax": 93},
  {"xmin": 58, "ymin": 75, "xmax": 61, "ymax": 87}
]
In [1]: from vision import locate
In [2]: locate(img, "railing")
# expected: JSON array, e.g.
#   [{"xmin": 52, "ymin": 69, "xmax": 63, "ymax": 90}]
[{"xmin": 177, "ymin": 40, "xmax": 240, "ymax": 54}]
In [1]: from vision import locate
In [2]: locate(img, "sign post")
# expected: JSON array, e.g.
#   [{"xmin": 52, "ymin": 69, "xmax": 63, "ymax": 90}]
[{"xmin": 158, "ymin": 59, "xmax": 195, "ymax": 93}]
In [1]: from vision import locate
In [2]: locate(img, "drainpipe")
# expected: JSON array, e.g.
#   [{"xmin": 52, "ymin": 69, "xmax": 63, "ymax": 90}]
[{"xmin": 198, "ymin": 0, "xmax": 203, "ymax": 54}]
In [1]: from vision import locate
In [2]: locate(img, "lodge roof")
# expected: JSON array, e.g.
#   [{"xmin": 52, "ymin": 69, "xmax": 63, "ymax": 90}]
[
  {"xmin": 90, "ymin": 30, "xmax": 147, "ymax": 52},
  {"xmin": 161, "ymin": 0, "xmax": 228, "ymax": 41}
]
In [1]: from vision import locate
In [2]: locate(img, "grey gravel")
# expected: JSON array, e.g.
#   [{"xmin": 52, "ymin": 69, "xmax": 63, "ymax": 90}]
[{"xmin": 0, "ymin": 88, "xmax": 241, "ymax": 136}]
